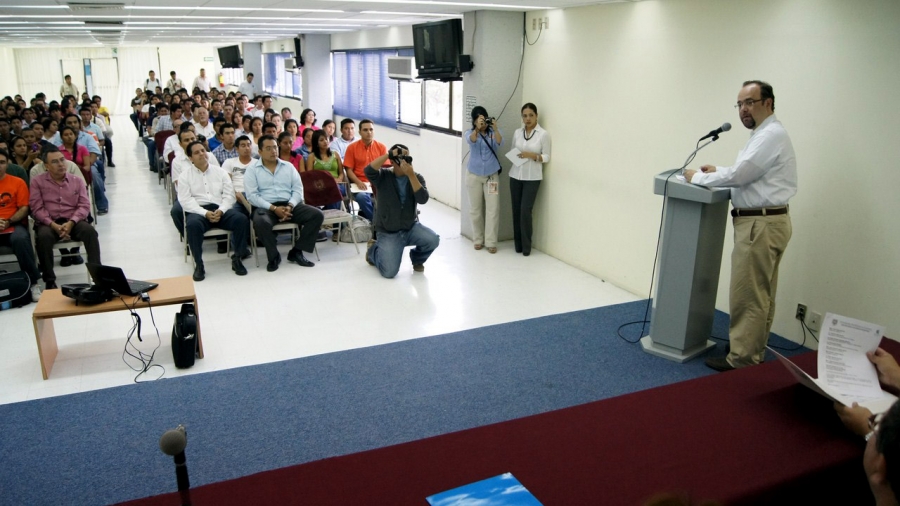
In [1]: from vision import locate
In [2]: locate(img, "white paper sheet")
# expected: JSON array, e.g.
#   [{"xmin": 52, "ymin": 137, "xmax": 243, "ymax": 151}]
[
  {"xmin": 505, "ymin": 148, "xmax": 528, "ymax": 167},
  {"xmin": 818, "ymin": 313, "xmax": 887, "ymax": 401}
]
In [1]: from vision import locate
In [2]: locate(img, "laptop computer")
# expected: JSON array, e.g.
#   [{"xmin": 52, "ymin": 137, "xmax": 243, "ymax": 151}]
[{"xmin": 86, "ymin": 263, "xmax": 159, "ymax": 296}]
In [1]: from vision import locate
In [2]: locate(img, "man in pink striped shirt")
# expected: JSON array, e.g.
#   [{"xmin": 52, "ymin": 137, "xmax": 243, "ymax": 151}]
[{"xmin": 29, "ymin": 146, "xmax": 101, "ymax": 289}]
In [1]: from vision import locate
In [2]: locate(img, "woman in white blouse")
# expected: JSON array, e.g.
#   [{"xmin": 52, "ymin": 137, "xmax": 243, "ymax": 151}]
[{"xmin": 509, "ymin": 103, "xmax": 551, "ymax": 256}]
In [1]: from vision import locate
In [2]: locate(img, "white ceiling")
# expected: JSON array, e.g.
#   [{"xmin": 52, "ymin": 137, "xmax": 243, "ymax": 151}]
[{"xmin": 0, "ymin": 0, "xmax": 633, "ymax": 47}]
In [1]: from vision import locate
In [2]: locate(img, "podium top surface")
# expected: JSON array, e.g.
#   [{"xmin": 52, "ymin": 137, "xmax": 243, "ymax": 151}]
[{"xmin": 654, "ymin": 169, "xmax": 731, "ymax": 204}]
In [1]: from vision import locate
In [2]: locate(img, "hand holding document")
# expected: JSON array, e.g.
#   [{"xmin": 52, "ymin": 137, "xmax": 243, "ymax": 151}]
[
  {"xmin": 505, "ymin": 148, "xmax": 528, "ymax": 167},
  {"xmin": 771, "ymin": 313, "xmax": 895, "ymax": 414}
]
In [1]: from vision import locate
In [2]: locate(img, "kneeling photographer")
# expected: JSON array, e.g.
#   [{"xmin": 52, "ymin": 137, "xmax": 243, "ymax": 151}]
[{"xmin": 364, "ymin": 145, "xmax": 440, "ymax": 278}]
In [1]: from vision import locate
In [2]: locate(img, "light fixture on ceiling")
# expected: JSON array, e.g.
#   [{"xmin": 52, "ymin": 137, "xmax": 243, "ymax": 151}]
[{"xmin": 68, "ymin": 2, "xmax": 125, "ymax": 11}]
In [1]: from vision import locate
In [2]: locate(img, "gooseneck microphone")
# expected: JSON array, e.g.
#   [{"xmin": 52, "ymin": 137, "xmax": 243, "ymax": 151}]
[
  {"xmin": 698, "ymin": 122, "xmax": 731, "ymax": 142},
  {"xmin": 160, "ymin": 425, "xmax": 191, "ymax": 506}
]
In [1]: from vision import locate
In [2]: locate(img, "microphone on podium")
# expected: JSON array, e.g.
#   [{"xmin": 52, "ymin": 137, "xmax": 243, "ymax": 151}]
[
  {"xmin": 698, "ymin": 122, "xmax": 731, "ymax": 142},
  {"xmin": 160, "ymin": 425, "xmax": 192, "ymax": 506}
]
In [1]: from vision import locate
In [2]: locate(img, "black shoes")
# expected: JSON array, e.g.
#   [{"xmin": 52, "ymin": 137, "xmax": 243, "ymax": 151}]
[
  {"xmin": 217, "ymin": 242, "xmax": 228, "ymax": 254},
  {"xmin": 287, "ymin": 249, "xmax": 314, "ymax": 267},
  {"xmin": 266, "ymin": 254, "xmax": 281, "ymax": 272},
  {"xmin": 71, "ymin": 255, "xmax": 85, "ymax": 265},
  {"xmin": 60, "ymin": 256, "xmax": 72, "ymax": 267},
  {"xmin": 232, "ymin": 257, "xmax": 247, "ymax": 276},
  {"xmin": 705, "ymin": 357, "xmax": 735, "ymax": 372},
  {"xmin": 45, "ymin": 281, "xmax": 58, "ymax": 290},
  {"xmin": 193, "ymin": 263, "xmax": 205, "ymax": 282}
]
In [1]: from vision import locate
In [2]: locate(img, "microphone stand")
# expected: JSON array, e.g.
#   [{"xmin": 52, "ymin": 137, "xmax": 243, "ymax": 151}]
[{"xmin": 679, "ymin": 136, "xmax": 721, "ymax": 176}]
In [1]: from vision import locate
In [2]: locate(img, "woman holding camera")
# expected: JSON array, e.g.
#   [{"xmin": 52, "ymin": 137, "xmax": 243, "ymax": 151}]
[
  {"xmin": 465, "ymin": 106, "xmax": 503, "ymax": 254},
  {"xmin": 510, "ymin": 103, "xmax": 551, "ymax": 256}
]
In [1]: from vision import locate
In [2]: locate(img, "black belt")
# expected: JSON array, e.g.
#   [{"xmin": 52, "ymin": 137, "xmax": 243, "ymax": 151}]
[{"xmin": 731, "ymin": 206, "xmax": 788, "ymax": 217}]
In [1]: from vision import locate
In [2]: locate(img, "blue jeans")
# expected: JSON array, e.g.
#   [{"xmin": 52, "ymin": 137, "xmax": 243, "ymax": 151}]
[
  {"xmin": 91, "ymin": 164, "xmax": 108, "ymax": 212},
  {"xmin": 355, "ymin": 192, "xmax": 373, "ymax": 220},
  {"xmin": 143, "ymin": 137, "xmax": 157, "ymax": 170},
  {"xmin": 367, "ymin": 223, "xmax": 440, "ymax": 278}
]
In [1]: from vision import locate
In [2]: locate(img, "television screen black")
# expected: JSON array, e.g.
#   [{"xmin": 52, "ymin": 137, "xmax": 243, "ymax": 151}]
[
  {"xmin": 217, "ymin": 45, "xmax": 242, "ymax": 68},
  {"xmin": 412, "ymin": 19, "xmax": 462, "ymax": 79}
]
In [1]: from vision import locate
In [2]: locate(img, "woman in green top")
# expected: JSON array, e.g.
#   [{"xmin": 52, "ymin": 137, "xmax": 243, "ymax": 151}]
[{"xmin": 306, "ymin": 130, "xmax": 345, "ymax": 211}]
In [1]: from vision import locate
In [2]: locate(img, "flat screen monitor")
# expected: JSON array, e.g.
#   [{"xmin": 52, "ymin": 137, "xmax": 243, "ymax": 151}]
[
  {"xmin": 217, "ymin": 45, "xmax": 242, "ymax": 69},
  {"xmin": 412, "ymin": 19, "xmax": 462, "ymax": 79}
]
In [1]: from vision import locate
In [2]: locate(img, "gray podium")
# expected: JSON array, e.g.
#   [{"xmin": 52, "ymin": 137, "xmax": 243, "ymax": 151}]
[{"xmin": 640, "ymin": 169, "xmax": 732, "ymax": 362}]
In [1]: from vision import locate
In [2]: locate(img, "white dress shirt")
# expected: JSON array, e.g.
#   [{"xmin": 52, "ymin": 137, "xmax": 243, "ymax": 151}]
[
  {"xmin": 690, "ymin": 114, "xmax": 797, "ymax": 209},
  {"xmin": 237, "ymin": 81, "xmax": 258, "ymax": 98},
  {"xmin": 162, "ymin": 135, "xmax": 182, "ymax": 161},
  {"xmin": 172, "ymin": 152, "xmax": 220, "ymax": 183},
  {"xmin": 177, "ymin": 163, "xmax": 236, "ymax": 216},
  {"xmin": 509, "ymin": 124, "xmax": 552, "ymax": 181},
  {"xmin": 192, "ymin": 76, "xmax": 213, "ymax": 93},
  {"xmin": 192, "ymin": 120, "xmax": 216, "ymax": 139}
]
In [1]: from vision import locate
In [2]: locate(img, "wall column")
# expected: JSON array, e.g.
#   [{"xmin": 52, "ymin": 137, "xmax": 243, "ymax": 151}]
[{"xmin": 460, "ymin": 11, "xmax": 525, "ymax": 243}]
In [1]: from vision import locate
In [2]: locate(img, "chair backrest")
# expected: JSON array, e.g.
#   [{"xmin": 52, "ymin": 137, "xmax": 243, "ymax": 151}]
[
  {"xmin": 155, "ymin": 131, "xmax": 175, "ymax": 155},
  {"xmin": 167, "ymin": 151, "xmax": 177, "ymax": 165},
  {"xmin": 299, "ymin": 170, "xmax": 343, "ymax": 208}
]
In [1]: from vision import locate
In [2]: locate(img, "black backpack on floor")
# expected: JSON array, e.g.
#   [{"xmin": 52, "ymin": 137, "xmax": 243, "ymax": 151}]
[
  {"xmin": 171, "ymin": 303, "xmax": 197, "ymax": 368},
  {"xmin": 0, "ymin": 271, "xmax": 32, "ymax": 308}
]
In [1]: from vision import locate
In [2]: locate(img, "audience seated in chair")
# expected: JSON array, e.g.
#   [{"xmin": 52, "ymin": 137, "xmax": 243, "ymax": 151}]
[
  {"xmin": 244, "ymin": 135, "xmax": 323, "ymax": 272},
  {"xmin": 177, "ymin": 141, "xmax": 249, "ymax": 281},
  {"xmin": 28, "ymin": 146, "xmax": 101, "ymax": 290},
  {"xmin": 0, "ymin": 148, "xmax": 42, "ymax": 301}
]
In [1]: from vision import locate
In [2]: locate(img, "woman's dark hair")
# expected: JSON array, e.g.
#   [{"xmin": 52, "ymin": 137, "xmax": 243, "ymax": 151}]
[
  {"xmin": 250, "ymin": 117, "xmax": 263, "ymax": 133},
  {"xmin": 521, "ymin": 103, "xmax": 538, "ymax": 115},
  {"xmin": 57, "ymin": 127, "xmax": 81, "ymax": 164},
  {"xmin": 300, "ymin": 108, "xmax": 316, "ymax": 126},
  {"xmin": 470, "ymin": 105, "xmax": 488, "ymax": 128},
  {"xmin": 284, "ymin": 118, "xmax": 299, "ymax": 132},
  {"xmin": 322, "ymin": 119, "xmax": 335, "ymax": 141},
  {"xmin": 877, "ymin": 400, "xmax": 900, "ymax": 497},
  {"xmin": 277, "ymin": 132, "xmax": 293, "ymax": 155},
  {"xmin": 310, "ymin": 130, "xmax": 332, "ymax": 160},
  {"xmin": 302, "ymin": 127, "xmax": 314, "ymax": 144}
]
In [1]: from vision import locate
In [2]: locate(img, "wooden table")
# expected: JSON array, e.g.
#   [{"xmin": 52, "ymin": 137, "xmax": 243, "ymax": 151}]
[{"xmin": 31, "ymin": 276, "xmax": 203, "ymax": 380}]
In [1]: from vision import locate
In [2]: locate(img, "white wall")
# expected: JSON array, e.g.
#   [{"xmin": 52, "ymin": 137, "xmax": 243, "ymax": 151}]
[
  {"xmin": 331, "ymin": 26, "xmax": 413, "ymax": 51},
  {"xmin": 0, "ymin": 48, "xmax": 19, "ymax": 96},
  {"xmin": 157, "ymin": 44, "xmax": 220, "ymax": 91},
  {"xmin": 519, "ymin": 0, "xmax": 900, "ymax": 344}
]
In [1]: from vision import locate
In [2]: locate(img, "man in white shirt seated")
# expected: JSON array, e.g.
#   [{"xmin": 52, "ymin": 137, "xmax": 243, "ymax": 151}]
[
  {"xmin": 191, "ymin": 105, "xmax": 216, "ymax": 139},
  {"xmin": 177, "ymin": 140, "xmax": 249, "ymax": 281},
  {"xmin": 237, "ymin": 73, "xmax": 258, "ymax": 99},
  {"xmin": 169, "ymin": 128, "xmax": 220, "ymax": 237},
  {"xmin": 162, "ymin": 119, "xmax": 188, "ymax": 162},
  {"xmin": 222, "ymin": 135, "xmax": 255, "ymax": 216},
  {"xmin": 330, "ymin": 118, "xmax": 358, "ymax": 159}
]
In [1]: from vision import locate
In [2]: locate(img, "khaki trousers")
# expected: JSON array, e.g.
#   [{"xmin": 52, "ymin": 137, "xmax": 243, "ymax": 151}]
[
  {"xmin": 466, "ymin": 171, "xmax": 500, "ymax": 248},
  {"xmin": 727, "ymin": 213, "xmax": 792, "ymax": 368}
]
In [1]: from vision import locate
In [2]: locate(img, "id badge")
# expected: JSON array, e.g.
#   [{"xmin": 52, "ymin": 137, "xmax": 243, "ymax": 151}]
[{"xmin": 488, "ymin": 181, "xmax": 499, "ymax": 195}]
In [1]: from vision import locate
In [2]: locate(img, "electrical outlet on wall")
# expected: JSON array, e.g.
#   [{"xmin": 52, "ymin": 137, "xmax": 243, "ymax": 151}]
[{"xmin": 808, "ymin": 311, "xmax": 822, "ymax": 331}]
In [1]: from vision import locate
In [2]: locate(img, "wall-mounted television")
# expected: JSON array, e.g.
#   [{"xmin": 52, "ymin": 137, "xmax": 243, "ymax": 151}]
[
  {"xmin": 217, "ymin": 45, "xmax": 243, "ymax": 69},
  {"xmin": 412, "ymin": 19, "xmax": 463, "ymax": 80}
]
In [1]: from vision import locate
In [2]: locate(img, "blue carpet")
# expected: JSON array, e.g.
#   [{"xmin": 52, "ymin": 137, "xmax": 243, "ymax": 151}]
[{"xmin": 0, "ymin": 301, "xmax": 808, "ymax": 505}]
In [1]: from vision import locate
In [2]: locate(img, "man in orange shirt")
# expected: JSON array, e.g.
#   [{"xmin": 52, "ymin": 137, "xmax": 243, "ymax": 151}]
[
  {"xmin": 0, "ymin": 149, "xmax": 42, "ymax": 301},
  {"xmin": 341, "ymin": 119, "xmax": 386, "ymax": 220}
]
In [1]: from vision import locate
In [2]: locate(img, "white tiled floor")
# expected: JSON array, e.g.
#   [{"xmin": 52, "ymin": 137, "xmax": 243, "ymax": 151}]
[{"xmin": 0, "ymin": 117, "xmax": 639, "ymax": 405}]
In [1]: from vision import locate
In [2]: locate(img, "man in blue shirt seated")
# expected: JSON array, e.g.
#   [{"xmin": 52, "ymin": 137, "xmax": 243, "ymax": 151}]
[
  {"xmin": 244, "ymin": 135, "xmax": 324, "ymax": 272},
  {"xmin": 364, "ymin": 145, "xmax": 440, "ymax": 278}
]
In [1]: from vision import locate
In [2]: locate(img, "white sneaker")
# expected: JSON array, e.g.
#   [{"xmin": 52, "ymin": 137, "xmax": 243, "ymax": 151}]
[{"xmin": 31, "ymin": 284, "xmax": 43, "ymax": 302}]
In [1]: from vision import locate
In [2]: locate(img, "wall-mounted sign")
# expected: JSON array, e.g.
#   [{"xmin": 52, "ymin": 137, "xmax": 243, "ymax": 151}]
[{"xmin": 204, "ymin": 57, "xmax": 214, "ymax": 62}]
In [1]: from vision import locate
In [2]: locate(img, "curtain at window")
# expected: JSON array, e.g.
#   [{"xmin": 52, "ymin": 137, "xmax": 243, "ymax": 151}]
[
  {"xmin": 334, "ymin": 50, "xmax": 398, "ymax": 128},
  {"xmin": 113, "ymin": 47, "xmax": 160, "ymax": 115}
]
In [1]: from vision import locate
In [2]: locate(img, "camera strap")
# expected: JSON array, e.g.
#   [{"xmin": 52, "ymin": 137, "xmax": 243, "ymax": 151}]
[{"xmin": 479, "ymin": 130, "xmax": 502, "ymax": 175}]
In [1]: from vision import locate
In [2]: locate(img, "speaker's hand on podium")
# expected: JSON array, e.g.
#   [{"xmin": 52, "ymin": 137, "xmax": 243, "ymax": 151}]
[
  {"xmin": 700, "ymin": 165, "xmax": 717, "ymax": 173},
  {"xmin": 683, "ymin": 169, "xmax": 697, "ymax": 182}
]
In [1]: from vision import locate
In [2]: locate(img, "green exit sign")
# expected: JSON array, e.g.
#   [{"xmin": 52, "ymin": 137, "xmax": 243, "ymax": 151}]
[{"xmin": 204, "ymin": 57, "xmax": 214, "ymax": 61}]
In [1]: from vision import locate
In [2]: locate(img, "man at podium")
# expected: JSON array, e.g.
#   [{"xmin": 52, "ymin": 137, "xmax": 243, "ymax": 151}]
[{"xmin": 684, "ymin": 80, "xmax": 798, "ymax": 371}]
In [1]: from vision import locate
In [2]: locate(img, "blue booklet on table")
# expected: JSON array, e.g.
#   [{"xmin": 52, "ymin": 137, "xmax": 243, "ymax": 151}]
[{"xmin": 426, "ymin": 472, "xmax": 543, "ymax": 506}]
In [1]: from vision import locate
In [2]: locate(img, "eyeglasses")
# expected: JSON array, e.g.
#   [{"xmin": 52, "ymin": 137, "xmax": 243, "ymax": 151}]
[{"xmin": 735, "ymin": 98, "xmax": 765, "ymax": 109}]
